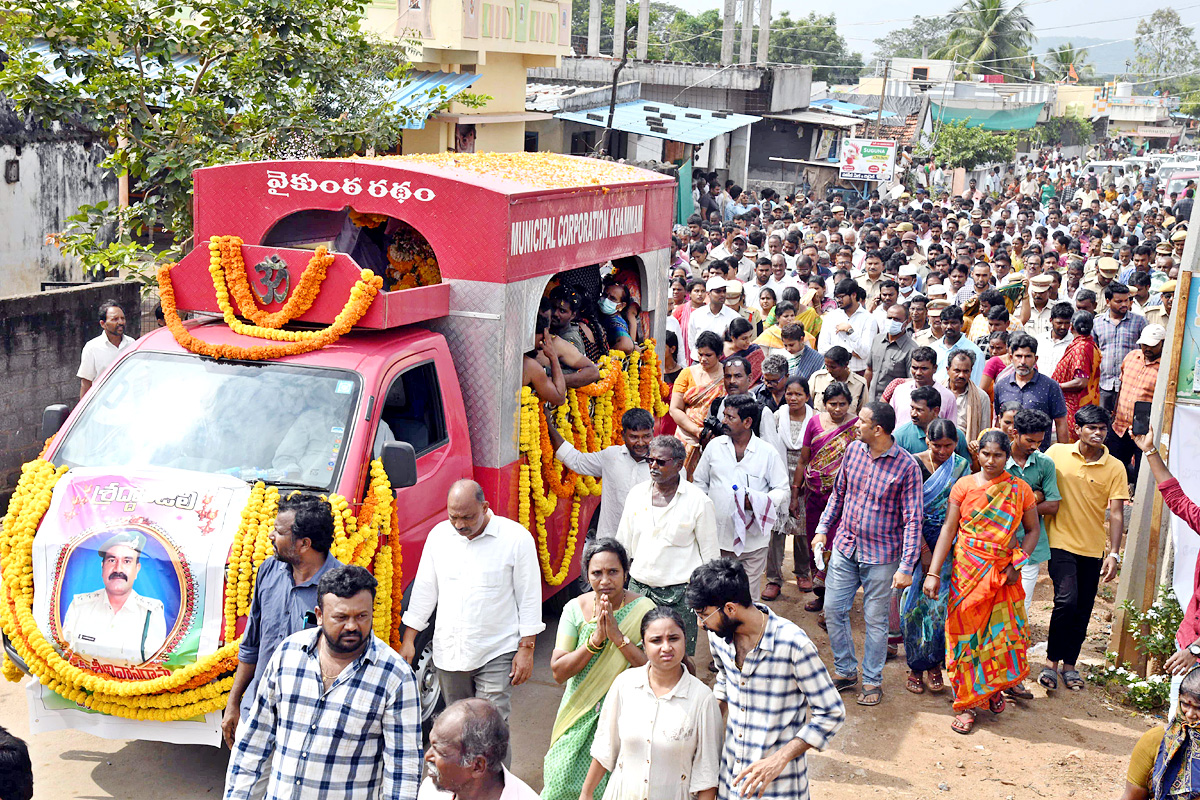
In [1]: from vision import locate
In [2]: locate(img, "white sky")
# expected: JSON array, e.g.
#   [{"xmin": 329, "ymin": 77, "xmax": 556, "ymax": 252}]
[{"xmin": 663, "ymin": 0, "xmax": 1200, "ymax": 58}]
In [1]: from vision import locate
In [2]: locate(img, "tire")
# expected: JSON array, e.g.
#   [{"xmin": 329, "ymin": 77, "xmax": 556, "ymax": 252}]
[{"xmin": 411, "ymin": 624, "xmax": 443, "ymax": 732}]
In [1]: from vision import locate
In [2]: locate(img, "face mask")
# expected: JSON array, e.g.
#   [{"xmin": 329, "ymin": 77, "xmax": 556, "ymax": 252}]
[
  {"xmin": 887, "ymin": 320, "xmax": 905, "ymax": 337},
  {"xmin": 598, "ymin": 298, "xmax": 618, "ymax": 315}
]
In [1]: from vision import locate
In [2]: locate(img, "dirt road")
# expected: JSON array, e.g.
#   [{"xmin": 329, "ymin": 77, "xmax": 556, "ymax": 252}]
[{"xmin": 0, "ymin": 571, "xmax": 1155, "ymax": 799}]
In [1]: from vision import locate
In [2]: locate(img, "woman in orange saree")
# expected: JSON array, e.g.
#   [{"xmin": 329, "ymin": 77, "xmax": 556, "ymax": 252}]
[
  {"xmin": 923, "ymin": 430, "xmax": 1040, "ymax": 735},
  {"xmin": 1051, "ymin": 311, "xmax": 1101, "ymax": 442}
]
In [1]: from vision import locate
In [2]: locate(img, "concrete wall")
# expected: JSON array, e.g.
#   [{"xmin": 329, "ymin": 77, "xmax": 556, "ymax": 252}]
[
  {"xmin": 0, "ymin": 140, "xmax": 117, "ymax": 297},
  {"xmin": 0, "ymin": 280, "xmax": 141, "ymax": 509}
]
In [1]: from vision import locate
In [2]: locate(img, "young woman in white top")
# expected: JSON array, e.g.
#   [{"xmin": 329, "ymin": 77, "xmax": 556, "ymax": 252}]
[{"xmin": 580, "ymin": 607, "xmax": 723, "ymax": 800}]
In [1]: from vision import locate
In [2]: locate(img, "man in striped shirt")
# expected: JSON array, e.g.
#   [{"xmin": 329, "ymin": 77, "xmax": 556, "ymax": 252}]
[{"xmin": 814, "ymin": 401, "xmax": 924, "ymax": 707}]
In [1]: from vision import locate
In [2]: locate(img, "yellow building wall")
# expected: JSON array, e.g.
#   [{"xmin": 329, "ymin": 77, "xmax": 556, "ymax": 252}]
[
  {"xmin": 366, "ymin": 0, "xmax": 568, "ymax": 155},
  {"xmin": 1054, "ymin": 85, "xmax": 1098, "ymax": 117}
]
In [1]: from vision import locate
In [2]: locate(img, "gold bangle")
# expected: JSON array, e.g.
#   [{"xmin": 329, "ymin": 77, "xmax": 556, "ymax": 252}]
[{"xmin": 585, "ymin": 638, "xmax": 604, "ymax": 654}]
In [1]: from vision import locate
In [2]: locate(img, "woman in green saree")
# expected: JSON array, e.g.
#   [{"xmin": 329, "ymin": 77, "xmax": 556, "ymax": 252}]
[{"xmin": 542, "ymin": 538, "xmax": 654, "ymax": 800}]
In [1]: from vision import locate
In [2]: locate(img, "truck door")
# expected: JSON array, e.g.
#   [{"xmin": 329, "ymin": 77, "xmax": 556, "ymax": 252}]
[{"xmin": 370, "ymin": 356, "xmax": 470, "ymax": 555}]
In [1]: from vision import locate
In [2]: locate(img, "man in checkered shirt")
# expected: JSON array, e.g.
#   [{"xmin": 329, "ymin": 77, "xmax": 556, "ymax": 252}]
[
  {"xmin": 225, "ymin": 565, "xmax": 422, "ymax": 800},
  {"xmin": 687, "ymin": 558, "xmax": 845, "ymax": 800}
]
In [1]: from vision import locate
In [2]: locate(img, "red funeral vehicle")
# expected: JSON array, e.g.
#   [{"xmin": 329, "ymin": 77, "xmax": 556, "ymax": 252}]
[{"xmin": 13, "ymin": 153, "xmax": 675, "ymax": 742}]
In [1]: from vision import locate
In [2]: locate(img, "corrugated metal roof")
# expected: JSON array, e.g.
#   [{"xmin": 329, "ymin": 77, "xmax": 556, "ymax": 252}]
[
  {"xmin": 18, "ymin": 40, "xmax": 479, "ymax": 129},
  {"xmin": 764, "ymin": 110, "xmax": 862, "ymax": 129},
  {"xmin": 810, "ymin": 97, "xmax": 897, "ymax": 119},
  {"xmin": 385, "ymin": 71, "xmax": 482, "ymax": 128},
  {"xmin": 556, "ymin": 101, "xmax": 759, "ymax": 145}
]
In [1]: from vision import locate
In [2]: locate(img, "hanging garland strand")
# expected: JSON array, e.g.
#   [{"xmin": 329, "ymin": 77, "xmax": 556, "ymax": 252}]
[{"xmin": 518, "ymin": 341, "xmax": 669, "ymax": 585}]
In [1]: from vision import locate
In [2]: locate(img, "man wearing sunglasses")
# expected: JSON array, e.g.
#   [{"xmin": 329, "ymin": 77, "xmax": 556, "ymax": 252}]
[{"xmin": 616, "ymin": 435, "xmax": 719, "ymax": 656}]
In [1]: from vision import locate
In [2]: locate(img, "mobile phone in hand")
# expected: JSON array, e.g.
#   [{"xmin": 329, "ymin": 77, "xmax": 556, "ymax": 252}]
[{"xmin": 1132, "ymin": 401, "xmax": 1153, "ymax": 438}]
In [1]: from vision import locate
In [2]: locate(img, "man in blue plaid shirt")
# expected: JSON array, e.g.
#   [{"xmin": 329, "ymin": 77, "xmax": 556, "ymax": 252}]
[
  {"xmin": 687, "ymin": 559, "xmax": 845, "ymax": 800},
  {"xmin": 225, "ymin": 565, "xmax": 422, "ymax": 800}
]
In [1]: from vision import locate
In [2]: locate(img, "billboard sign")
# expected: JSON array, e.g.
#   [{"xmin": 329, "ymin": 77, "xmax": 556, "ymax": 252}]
[{"xmin": 839, "ymin": 138, "xmax": 897, "ymax": 182}]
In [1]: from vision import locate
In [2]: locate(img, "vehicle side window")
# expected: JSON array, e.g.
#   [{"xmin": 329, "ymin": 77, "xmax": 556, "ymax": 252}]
[{"xmin": 374, "ymin": 362, "xmax": 448, "ymax": 459}]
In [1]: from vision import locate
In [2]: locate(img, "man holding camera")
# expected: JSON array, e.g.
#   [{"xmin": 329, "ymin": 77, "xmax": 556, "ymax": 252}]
[{"xmin": 693, "ymin": 394, "xmax": 790, "ymax": 598}]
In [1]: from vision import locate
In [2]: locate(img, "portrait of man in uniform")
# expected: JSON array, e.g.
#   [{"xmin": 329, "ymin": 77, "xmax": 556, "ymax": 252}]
[{"xmin": 61, "ymin": 530, "xmax": 167, "ymax": 665}]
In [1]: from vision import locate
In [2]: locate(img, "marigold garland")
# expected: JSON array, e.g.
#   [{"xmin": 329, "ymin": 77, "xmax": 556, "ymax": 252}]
[
  {"xmin": 0, "ymin": 458, "xmax": 401, "ymax": 722},
  {"xmin": 156, "ymin": 242, "xmax": 383, "ymax": 362},
  {"xmin": 212, "ymin": 236, "xmax": 333, "ymax": 329},
  {"xmin": 518, "ymin": 342, "xmax": 669, "ymax": 585}
]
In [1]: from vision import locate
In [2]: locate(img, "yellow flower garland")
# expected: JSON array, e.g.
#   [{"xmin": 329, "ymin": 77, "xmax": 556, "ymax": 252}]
[
  {"xmin": 0, "ymin": 459, "xmax": 400, "ymax": 722},
  {"xmin": 518, "ymin": 343, "xmax": 669, "ymax": 585}
]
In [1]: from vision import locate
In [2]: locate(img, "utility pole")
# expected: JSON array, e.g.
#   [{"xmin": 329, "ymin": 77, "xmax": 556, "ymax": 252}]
[
  {"xmin": 601, "ymin": 26, "xmax": 637, "ymax": 158},
  {"xmin": 874, "ymin": 60, "xmax": 890, "ymax": 138}
]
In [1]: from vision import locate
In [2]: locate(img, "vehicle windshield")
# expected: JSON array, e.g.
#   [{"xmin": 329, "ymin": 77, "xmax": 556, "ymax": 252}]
[{"xmin": 56, "ymin": 352, "xmax": 360, "ymax": 491}]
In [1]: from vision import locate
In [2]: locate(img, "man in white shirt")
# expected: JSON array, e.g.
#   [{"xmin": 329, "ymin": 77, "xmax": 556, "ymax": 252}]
[
  {"xmin": 418, "ymin": 699, "xmax": 540, "ymax": 799},
  {"xmin": 78, "ymin": 299, "xmax": 135, "ymax": 398},
  {"xmin": 1037, "ymin": 301, "xmax": 1076, "ymax": 378},
  {"xmin": 1022, "ymin": 274, "xmax": 1055, "ymax": 340},
  {"xmin": 548, "ymin": 408, "xmax": 652, "ymax": 538},
  {"xmin": 693, "ymin": 394, "xmax": 790, "ymax": 597},
  {"xmin": 817, "ymin": 279, "xmax": 878, "ymax": 373},
  {"xmin": 687, "ymin": 277, "xmax": 739, "ymax": 363},
  {"xmin": 617, "ymin": 435, "xmax": 719, "ymax": 655},
  {"xmin": 400, "ymin": 481, "xmax": 545, "ymax": 739}
]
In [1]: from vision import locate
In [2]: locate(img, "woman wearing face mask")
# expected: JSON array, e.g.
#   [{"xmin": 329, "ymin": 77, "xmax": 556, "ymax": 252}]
[
  {"xmin": 580, "ymin": 607, "xmax": 722, "ymax": 800},
  {"xmin": 923, "ymin": 430, "xmax": 1040, "ymax": 735},
  {"xmin": 598, "ymin": 281, "xmax": 637, "ymax": 354}
]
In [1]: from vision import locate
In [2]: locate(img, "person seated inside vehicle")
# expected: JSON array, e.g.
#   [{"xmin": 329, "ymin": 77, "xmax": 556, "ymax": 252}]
[
  {"xmin": 272, "ymin": 392, "xmax": 353, "ymax": 485},
  {"xmin": 524, "ymin": 316, "xmax": 567, "ymax": 406}
]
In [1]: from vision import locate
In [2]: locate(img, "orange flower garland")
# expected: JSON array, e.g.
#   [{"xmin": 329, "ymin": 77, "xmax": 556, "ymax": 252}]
[
  {"xmin": 212, "ymin": 236, "xmax": 333, "ymax": 329},
  {"xmin": 157, "ymin": 259, "xmax": 382, "ymax": 361}
]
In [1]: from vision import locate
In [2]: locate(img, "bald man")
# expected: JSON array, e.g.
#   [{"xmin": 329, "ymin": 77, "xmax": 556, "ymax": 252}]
[
  {"xmin": 417, "ymin": 698, "xmax": 539, "ymax": 799},
  {"xmin": 400, "ymin": 481, "xmax": 544, "ymax": 754}
]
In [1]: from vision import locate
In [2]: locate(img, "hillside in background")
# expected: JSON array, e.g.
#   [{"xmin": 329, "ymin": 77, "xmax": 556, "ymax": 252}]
[{"xmin": 1035, "ymin": 35, "xmax": 1136, "ymax": 77}]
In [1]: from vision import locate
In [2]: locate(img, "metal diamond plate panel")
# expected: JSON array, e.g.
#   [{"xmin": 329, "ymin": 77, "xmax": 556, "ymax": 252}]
[{"xmin": 427, "ymin": 276, "xmax": 548, "ymax": 469}]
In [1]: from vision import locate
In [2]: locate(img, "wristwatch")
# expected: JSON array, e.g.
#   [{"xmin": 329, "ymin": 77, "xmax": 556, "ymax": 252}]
[
  {"xmin": 1108, "ymin": 552, "xmax": 1122, "ymax": 564},
  {"xmin": 617, "ymin": 636, "xmax": 631, "ymax": 649},
  {"xmin": 1189, "ymin": 644, "xmax": 1200, "ymax": 658}
]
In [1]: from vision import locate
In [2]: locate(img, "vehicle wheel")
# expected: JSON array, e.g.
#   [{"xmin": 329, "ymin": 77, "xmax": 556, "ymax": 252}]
[{"xmin": 411, "ymin": 625, "xmax": 443, "ymax": 732}]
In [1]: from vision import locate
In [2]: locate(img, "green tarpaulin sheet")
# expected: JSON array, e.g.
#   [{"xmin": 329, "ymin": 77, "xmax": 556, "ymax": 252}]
[
  {"xmin": 676, "ymin": 158, "xmax": 693, "ymax": 225},
  {"xmin": 930, "ymin": 103, "xmax": 1045, "ymax": 131}
]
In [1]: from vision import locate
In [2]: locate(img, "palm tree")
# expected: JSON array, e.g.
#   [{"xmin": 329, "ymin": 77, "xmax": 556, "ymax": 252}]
[
  {"xmin": 932, "ymin": 0, "xmax": 1035, "ymax": 77},
  {"xmin": 1043, "ymin": 43, "xmax": 1094, "ymax": 83}
]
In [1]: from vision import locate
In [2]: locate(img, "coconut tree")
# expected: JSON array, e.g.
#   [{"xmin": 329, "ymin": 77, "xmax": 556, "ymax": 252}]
[
  {"xmin": 933, "ymin": 0, "xmax": 1035, "ymax": 77},
  {"xmin": 1043, "ymin": 43, "xmax": 1094, "ymax": 83}
]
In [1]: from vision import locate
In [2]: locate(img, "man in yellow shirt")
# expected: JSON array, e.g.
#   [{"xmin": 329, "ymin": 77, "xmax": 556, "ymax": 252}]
[{"xmin": 1039, "ymin": 404, "xmax": 1128, "ymax": 693}]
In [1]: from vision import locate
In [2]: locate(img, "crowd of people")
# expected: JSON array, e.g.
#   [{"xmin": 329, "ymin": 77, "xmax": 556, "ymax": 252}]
[{"xmin": 209, "ymin": 143, "xmax": 1200, "ymax": 800}]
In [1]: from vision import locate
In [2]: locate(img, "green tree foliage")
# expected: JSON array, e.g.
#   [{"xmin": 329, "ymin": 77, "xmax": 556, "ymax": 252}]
[
  {"xmin": 0, "ymin": 0, "xmax": 484, "ymax": 278},
  {"xmin": 872, "ymin": 15, "xmax": 954, "ymax": 63},
  {"xmin": 1037, "ymin": 114, "xmax": 1094, "ymax": 146},
  {"xmin": 1134, "ymin": 8, "xmax": 1200, "ymax": 82},
  {"xmin": 1043, "ymin": 43, "xmax": 1095, "ymax": 83},
  {"xmin": 767, "ymin": 12, "xmax": 864, "ymax": 82},
  {"xmin": 921, "ymin": 118, "xmax": 1018, "ymax": 170},
  {"xmin": 933, "ymin": 0, "xmax": 1034, "ymax": 77}
]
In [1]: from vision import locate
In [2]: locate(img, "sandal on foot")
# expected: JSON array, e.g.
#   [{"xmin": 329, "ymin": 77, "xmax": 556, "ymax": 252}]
[
  {"xmin": 833, "ymin": 674, "xmax": 858, "ymax": 693},
  {"xmin": 951, "ymin": 710, "xmax": 976, "ymax": 734},
  {"xmin": 1037, "ymin": 666, "xmax": 1058, "ymax": 690},
  {"xmin": 804, "ymin": 597, "xmax": 824, "ymax": 612},
  {"xmin": 906, "ymin": 672, "xmax": 926, "ymax": 694},
  {"xmin": 817, "ymin": 613, "xmax": 827, "ymax": 631},
  {"xmin": 1062, "ymin": 669, "xmax": 1085, "ymax": 691},
  {"xmin": 927, "ymin": 669, "xmax": 945, "ymax": 693},
  {"xmin": 1005, "ymin": 682, "xmax": 1034, "ymax": 700},
  {"xmin": 988, "ymin": 693, "xmax": 1006, "ymax": 715},
  {"xmin": 856, "ymin": 686, "xmax": 883, "ymax": 706}
]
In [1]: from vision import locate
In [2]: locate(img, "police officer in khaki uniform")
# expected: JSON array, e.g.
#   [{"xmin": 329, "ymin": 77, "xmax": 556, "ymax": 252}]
[{"xmin": 62, "ymin": 530, "xmax": 167, "ymax": 665}]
